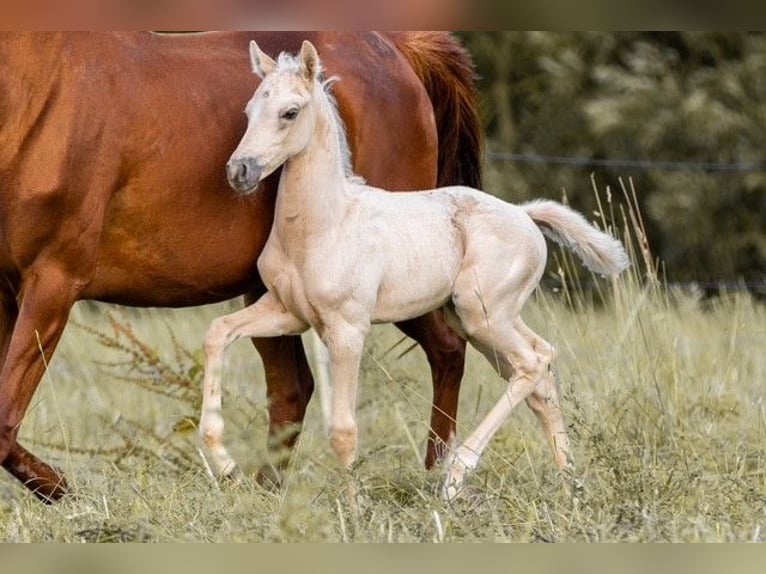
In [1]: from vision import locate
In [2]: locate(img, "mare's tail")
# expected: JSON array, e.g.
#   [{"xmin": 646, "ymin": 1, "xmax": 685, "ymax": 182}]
[
  {"xmin": 523, "ymin": 200, "xmax": 630, "ymax": 277},
  {"xmin": 388, "ymin": 32, "xmax": 484, "ymax": 189}
]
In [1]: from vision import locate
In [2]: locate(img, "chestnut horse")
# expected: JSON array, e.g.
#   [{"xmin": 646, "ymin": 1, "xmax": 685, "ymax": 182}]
[{"xmin": 0, "ymin": 31, "xmax": 482, "ymax": 502}]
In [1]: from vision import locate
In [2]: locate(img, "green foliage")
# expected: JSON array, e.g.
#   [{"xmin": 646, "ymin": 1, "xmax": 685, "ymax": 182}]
[{"xmin": 460, "ymin": 32, "xmax": 766, "ymax": 285}]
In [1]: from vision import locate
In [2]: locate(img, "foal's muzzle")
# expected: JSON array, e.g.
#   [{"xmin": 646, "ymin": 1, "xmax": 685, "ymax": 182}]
[{"xmin": 226, "ymin": 157, "xmax": 263, "ymax": 194}]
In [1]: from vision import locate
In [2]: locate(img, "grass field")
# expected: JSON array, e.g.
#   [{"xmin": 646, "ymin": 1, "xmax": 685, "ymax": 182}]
[
  {"xmin": 1, "ymin": 276, "xmax": 763, "ymax": 541},
  {"xmin": 0, "ymin": 191, "xmax": 764, "ymax": 542}
]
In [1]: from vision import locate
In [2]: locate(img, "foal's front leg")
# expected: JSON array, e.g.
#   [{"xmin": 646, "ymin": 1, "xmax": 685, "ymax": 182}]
[
  {"xmin": 321, "ymin": 319, "xmax": 368, "ymax": 504},
  {"xmin": 200, "ymin": 292, "xmax": 308, "ymax": 478}
]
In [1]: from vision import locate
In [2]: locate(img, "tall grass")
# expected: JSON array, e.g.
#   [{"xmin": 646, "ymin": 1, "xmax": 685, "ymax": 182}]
[{"xmin": 0, "ymin": 180, "xmax": 763, "ymax": 541}]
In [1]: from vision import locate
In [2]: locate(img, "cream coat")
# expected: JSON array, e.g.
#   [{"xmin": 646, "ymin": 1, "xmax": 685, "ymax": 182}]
[{"xmin": 200, "ymin": 41, "xmax": 629, "ymax": 500}]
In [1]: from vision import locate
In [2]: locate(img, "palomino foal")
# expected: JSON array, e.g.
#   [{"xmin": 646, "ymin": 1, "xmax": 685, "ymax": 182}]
[{"xmin": 200, "ymin": 41, "xmax": 629, "ymax": 500}]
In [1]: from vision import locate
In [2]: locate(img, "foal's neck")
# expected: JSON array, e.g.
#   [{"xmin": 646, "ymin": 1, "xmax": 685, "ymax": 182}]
[{"xmin": 275, "ymin": 87, "xmax": 352, "ymax": 235}]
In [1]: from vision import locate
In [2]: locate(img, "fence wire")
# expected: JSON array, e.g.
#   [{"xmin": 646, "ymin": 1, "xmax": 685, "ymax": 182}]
[{"xmin": 487, "ymin": 151, "xmax": 766, "ymax": 173}]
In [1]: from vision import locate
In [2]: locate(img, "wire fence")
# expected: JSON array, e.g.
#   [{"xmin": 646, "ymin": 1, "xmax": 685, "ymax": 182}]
[
  {"xmin": 486, "ymin": 151, "xmax": 766, "ymax": 174},
  {"xmin": 486, "ymin": 150, "xmax": 765, "ymax": 295},
  {"xmin": 540, "ymin": 278, "xmax": 766, "ymax": 295}
]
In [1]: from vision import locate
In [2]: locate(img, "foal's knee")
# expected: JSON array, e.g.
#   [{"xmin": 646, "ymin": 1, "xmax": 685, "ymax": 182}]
[{"xmin": 204, "ymin": 316, "xmax": 231, "ymax": 356}]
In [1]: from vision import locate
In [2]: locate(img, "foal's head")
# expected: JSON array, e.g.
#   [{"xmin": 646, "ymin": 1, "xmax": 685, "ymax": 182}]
[{"xmin": 226, "ymin": 40, "xmax": 324, "ymax": 194}]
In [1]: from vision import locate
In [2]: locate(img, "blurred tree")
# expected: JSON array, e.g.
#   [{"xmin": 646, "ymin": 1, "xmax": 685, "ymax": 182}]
[{"xmin": 459, "ymin": 32, "xmax": 766, "ymax": 287}]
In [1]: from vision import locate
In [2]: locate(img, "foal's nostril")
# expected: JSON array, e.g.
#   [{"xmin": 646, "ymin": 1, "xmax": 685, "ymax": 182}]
[
  {"xmin": 237, "ymin": 161, "xmax": 249, "ymax": 180},
  {"xmin": 226, "ymin": 157, "xmax": 262, "ymax": 192},
  {"xmin": 226, "ymin": 159, "xmax": 246, "ymax": 182}
]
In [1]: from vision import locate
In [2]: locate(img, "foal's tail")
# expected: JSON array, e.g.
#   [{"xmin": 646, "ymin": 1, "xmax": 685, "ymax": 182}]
[
  {"xmin": 388, "ymin": 31, "xmax": 484, "ymax": 190},
  {"xmin": 523, "ymin": 200, "xmax": 630, "ymax": 277}
]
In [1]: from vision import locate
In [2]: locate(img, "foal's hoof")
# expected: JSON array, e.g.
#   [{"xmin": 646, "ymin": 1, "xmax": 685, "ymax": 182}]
[
  {"xmin": 441, "ymin": 479, "xmax": 462, "ymax": 502},
  {"xmin": 442, "ymin": 456, "xmax": 472, "ymax": 502},
  {"xmin": 212, "ymin": 465, "xmax": 248, "ymax": 491},
  {"xmin": 559, "ymin": 466, "xmax": 584, "ymax": 500},
  {"xmin": 220, "ymin": 465, "xmax": 245, "ymax": 483},
  {"xmin": 443, "ymin": 482, "xmax": 486, "ymax": 509},
  {"xmin": 568, "ymin": 476, "xmax": 586, "ymax": 501}
]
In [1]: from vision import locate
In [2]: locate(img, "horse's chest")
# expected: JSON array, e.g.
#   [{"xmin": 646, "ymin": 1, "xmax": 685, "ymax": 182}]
[{"xmin": 257, "ymin": 241, "xmax": 314, "ymax": 320}]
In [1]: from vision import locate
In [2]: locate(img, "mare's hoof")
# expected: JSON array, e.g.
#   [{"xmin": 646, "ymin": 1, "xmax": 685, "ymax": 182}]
[
  {"xmin": 255, "ymin": 463, "xmax": 284, "ymax": 492},
  {"xmin": 4, "ymin": 447, "xmax": 69, "ymax": 504},
  {"xmin": 30, "ymin": 475, "xmax": 69, "ymax": 504}
]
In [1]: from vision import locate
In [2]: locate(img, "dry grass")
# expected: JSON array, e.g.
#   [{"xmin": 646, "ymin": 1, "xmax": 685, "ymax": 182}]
[{"xmin": 1, "ymin": 181, "xmax": 764, "ymax": 542}]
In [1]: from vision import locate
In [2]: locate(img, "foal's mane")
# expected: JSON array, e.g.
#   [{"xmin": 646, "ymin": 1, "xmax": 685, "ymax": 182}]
[{"xmin": 275, "ymin": 51, "xmax": 364, "ymax": 184}]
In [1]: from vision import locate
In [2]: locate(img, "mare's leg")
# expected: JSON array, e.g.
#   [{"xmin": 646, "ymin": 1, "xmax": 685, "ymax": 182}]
[
  {"xmin": 200, "ymin": 292, "xmax": 308, "ymax": 477},
  {"xmin": 0, "ymin": 267, "xmax": 81, "ymax": 502},
  {"xmin": 0, "ymin": 290, "xmax": 18, "ymax": 386},
  {"xmin": 0, "ymin": 295, "xmax": 50, "ymax": 498},
  {"xmin": 244, "ymin": 290, "xmax": 316, "ymax": 487},
  {"xmin": 250, "ymin": 335, "xmax": 315, "ymax": 487},
  {"xmin": 395, "ymin": 310, "xmax": 466, "ymax": 468}
]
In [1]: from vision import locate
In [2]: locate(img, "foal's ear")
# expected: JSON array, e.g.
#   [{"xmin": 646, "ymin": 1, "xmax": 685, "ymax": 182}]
[
  {"xmin": 299, "ymin": 40, "xmax": 320, "ymax": 82},
  {"xmin": 249, "ymin": 41, "xmax": 276, "ymax": 78}
]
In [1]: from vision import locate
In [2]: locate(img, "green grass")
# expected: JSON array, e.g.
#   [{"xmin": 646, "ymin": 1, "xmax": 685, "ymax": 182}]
[
  {"xmin": 1, "ymin": 280, "xmax": 763, "ymax": 542},
  {"xmin": 1, "ymin": 185, "xmax": 764, "ymax": 541}
]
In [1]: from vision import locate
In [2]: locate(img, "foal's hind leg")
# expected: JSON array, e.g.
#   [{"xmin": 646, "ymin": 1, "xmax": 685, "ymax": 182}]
[
  {"xmin": 516, "ymin": 322, "xmax": 573, "ymax": 479},
  {"xmin": 443, "ymin": 315, "xmax": 550, "ymax": 500}
]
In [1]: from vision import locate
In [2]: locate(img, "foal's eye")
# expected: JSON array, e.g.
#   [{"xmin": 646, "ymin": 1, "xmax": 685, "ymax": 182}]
[{"xmin": 281, "ymin": 107, "xmax": 299, "ymax": 121}]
